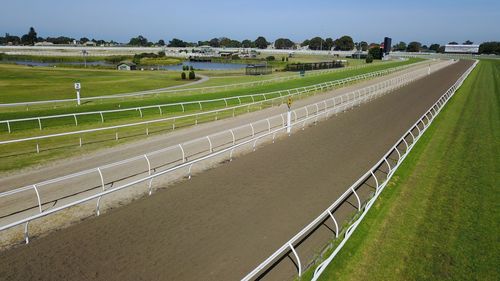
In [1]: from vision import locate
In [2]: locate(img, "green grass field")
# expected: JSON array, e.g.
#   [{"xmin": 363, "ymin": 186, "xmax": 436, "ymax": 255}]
[
  {"xmin": 0, "ymin": 64, "xmax": 191, "ymax": 102},
  {"xmin": 313, "ymin": 59, "xmax": 499, "ymax": 281}
]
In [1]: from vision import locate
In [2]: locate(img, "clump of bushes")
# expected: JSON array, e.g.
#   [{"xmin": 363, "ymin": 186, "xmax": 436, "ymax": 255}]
[
  {"xmin": 188, "ymin": 70, "xmax": 196, "ymax": 80},
  {"xmin": 365, "ymin": 54, "xmax": 374, "ymax": 63},
  {"xmin": 266, "ymin": 56, "xmax": 275, "ymax": 61},
  {"xmin": 181, "ymin": 72, "xmax": 186, "ymax": 79}
]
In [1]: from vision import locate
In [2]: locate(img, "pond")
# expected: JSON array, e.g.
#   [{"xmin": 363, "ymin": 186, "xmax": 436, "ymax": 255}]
[{"xmin": 161, "ymin": 61, "xmax": 247, "ymax": 71}]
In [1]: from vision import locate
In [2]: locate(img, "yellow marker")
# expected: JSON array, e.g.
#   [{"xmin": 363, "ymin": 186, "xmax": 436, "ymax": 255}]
[{"xmin": 287, "ymin": 97, "xmax": 292, "ymax": 109}]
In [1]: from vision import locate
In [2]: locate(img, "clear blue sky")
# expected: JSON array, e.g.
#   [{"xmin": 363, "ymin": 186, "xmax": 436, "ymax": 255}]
[{"xmin": 1, "ymin": 0, "xmax": 498, "ymax": 45}]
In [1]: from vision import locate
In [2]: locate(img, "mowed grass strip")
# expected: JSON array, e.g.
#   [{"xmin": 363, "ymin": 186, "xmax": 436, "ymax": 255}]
[
  {"xmin": 314, "ymin": 59, "xmax": 499, "ymax": 281},
  {"xmin": 0, "ymin": 64, "xmax": 190, "ymax": 103}
]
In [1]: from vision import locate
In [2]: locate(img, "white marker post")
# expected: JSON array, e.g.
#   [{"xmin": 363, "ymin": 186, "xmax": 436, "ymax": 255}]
[
  {"xmin": 428, "ymin": 64, "xmax": 431, "ymax": 75},
  {"xmin": 74, "ymin": 83, "xmax": 81, "ymax": 105},
  {"xmin": 286, "ymin": 97, "xmax": 292, "ymax": 134}
]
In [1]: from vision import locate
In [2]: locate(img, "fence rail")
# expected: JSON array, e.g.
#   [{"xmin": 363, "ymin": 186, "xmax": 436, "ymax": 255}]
[
  {"xmin": 241, "ymin": 60, "xmax": 478, "ymax": 281},
  {"xmin": 0, "ymin": 60, "xmax": 422, "ymax": 133},
  {"xmin": 0, "ymin": 60, "xmax": 453, "ymax": 247}
]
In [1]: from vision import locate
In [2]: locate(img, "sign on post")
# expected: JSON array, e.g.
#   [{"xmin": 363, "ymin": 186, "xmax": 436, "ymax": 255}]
[
  {"xmin": 74, "ymin": 83, "xmax": 81, "ymax": 105},
  {"xmin": 286, "ymin": 97, "xmax": 292, "ymax": 134}
]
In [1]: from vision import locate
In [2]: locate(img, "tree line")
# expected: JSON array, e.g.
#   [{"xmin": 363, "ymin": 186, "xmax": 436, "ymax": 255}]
[
  {"xmin": 2, "ymin": 27, "xmax": 499, "ymax": 55},
  {"xmin": 0, "ymin": 27, "xmax": 117, "ymax": 46}
]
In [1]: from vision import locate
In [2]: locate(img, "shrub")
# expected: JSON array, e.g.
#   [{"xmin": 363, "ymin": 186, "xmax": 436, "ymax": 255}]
[
  {"xmin": 158, "ymin": 51, "xmax": 166, "ymax": 57},
  {"xmin": 188, "ymin": 70, "xmax": 196, "ymax": 80},
  {"xmin": 231, "ymin": 54, "xmax": 240, "ymax": 60},
  {"xmin": 181, "ymin": 72, "xmax": 186, "ymax": 79},
  {"xmin": 368, "ymin": 47, "xmax": 383, "ymax": 59},
  {"xmin": 266, "ymin": 56, "xmax": 275, "ymax": 61},
  {"xmin": 365, "ymin": 54, "xmax": 374, "ymax": 63}
]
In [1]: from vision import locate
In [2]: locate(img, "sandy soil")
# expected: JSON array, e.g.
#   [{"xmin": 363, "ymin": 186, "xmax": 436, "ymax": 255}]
[{"xmin": 0, "ymin": 61, "xmax": 472, "ymax": 281}]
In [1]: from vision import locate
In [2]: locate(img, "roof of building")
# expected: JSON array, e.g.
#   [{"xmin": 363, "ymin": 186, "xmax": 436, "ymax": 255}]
[{"xmin": 117, "ymin": 61, "xmax": 136, "ymax": 67}]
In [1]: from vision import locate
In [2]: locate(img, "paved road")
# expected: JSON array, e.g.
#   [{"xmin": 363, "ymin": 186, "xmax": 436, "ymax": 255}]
[{"xmin": 0, "ymin": 61, "xmax": 473, "ymax": 281}]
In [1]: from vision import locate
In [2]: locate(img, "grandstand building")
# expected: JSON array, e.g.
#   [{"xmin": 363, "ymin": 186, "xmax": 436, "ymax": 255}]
[{"xmin": 444, "ymin": 44, "xmax": 479, "ymax": 54}]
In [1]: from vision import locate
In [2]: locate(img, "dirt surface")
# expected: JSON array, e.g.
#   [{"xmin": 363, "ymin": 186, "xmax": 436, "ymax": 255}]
[{"xmin": 0, "ymin": 61, "xmax": 472, "ymax": 281}]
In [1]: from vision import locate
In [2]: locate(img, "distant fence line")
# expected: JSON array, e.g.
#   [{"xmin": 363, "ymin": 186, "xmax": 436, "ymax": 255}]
[{"xmin": 0, "ymin": 59, "xmax": 454, "ymax": 247}]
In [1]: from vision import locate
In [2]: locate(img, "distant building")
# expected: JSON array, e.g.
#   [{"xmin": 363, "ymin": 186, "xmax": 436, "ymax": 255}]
[
  {"xmin": 84, "ymin": 41, "xmax": 97, "ymax": 47},
  {"xmin": 34, "ymin": 41, "xmax": 54, "ymax": 46},
  {"xmin": 246, "ymin": 64, "xmax": 272, "ymax": 75},
  {"xmin": 444, "ymin": 44, "xmax": 479, "ymax": 54},
  {"xmin": 117, "ymin": 62, "xmax": 137, "ymax": 71}
]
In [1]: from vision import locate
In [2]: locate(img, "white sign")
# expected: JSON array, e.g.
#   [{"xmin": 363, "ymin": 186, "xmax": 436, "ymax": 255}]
[{"xmin": 74, "ymin": 83, "xmax": 81, "ymax": 90}]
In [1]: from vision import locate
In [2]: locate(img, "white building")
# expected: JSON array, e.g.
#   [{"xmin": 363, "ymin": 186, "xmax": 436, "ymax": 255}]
[{"xmin": 444, "ymin": 44, "xmax": 479, "ymax": 54}]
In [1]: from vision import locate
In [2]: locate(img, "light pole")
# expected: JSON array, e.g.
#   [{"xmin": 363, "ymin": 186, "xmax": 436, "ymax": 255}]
[{"xmin": 82, "ymin": 50, "xmax": 88, "ymax": 68}]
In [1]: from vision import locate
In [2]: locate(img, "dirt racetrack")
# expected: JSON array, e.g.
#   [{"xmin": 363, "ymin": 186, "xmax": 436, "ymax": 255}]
[{"xmin": 0, "ymin": 60, "xmax": 472, "ymax": 281}]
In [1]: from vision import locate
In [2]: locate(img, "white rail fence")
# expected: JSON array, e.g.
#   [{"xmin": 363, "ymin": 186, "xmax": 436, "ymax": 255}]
[
  {"xmin": 0, "ymin": 60, "xmax": 452, "ymax": 246},
  {"xmin": 241, "ymin": 60, "xmax": 478, "ymax": 281},
  {"xmin": 0, "ymin": 61, "xmax": 423, "ymax": 133},
  {"xmin": 0, "ymin": 61, "xmax": 446, "ymax": 156},
  {"xmin": 0, "ymin": 60, "xmax": 391, "ymax": 109}
]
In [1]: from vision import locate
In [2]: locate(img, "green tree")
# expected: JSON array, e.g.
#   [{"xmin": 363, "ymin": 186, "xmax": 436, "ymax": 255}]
[
  {"xmin": 334, "ymin": 35, "xmax": 355, "ymax": 51},
  {"xmin": 188, "ymin": 70, "xmax": 196, "ymax": 80},
  {"xmin": 479, "ymin": 42, "xmax": 500, "ymax": 55},
  {"xmin": 448, "ymin": 41, "xmax": 458, "ymax": 45},
  {"xmin": 365, "ymin": 54, "xmax": 374, "ymax": 63},
  {"xmin": 368, "ymin": 45, "xmax": 383, "ymax": 59},
  {"xmin": 429, "ymin": 44, "xmax": 440, "ymax": 52},
  {"xmin": 463, "ymin": 40, "xmax": 473, "ymax": 45},
  {"xmin": 308, "ymin": 37, "xmax": 325, "ymax": 50},
  {"xmin": 274, "ymin": 38, "xmax": 295, "ymax": 49},
  {"xmin": 209, "ymin": 38, "xmax": 220, "ymax": 47},
  {"xmin": 128, "ymin": 35, "xmax": 148, "ymax": 46},
  {"xmin": 358, "ymin": 41, "xmax": 368, "ymax": 51},
  {"xmin": 406, "ymin": 41, "xmax": 422, "ymax": 52},
  {"xmin": 301, "ymin": 39, "xmax": 310, "ymax": 47},
  {"xmin": 157, "ymin": 39, "xmax": 165, "ymax": 46},
  {"xmin": 325, "ymin": 38, "xmax": 334, "ymax": 50},
  {"xmin": 181, "ymin": 72, "xmax": 186, "ymax": 79},
  {"xmin": 21, "ymin": 27, "xmax": 37, "ymax": 45},
  {"xmin": 254, "ymin": 36, "xmax": 269, "ymax": 49},
  {"xmin": 242, "ymin": 39, "xmax": 254, "ymax": 48},
  {"xmin": 168, "ymin": 38, "xmax": 187, "ymax": 47},
  {"xmin": 393, "ymin": 41, "xmax": 406, "ymax": 51}
]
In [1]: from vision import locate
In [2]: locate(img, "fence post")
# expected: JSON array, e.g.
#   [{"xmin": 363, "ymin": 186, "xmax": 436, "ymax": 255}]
[
  {"xmin": 327, "ymin": 210, "xmax": 339, "ymax": 238},
  {"xmin": 288, "ymin": 243, "xmax": 302, "ymax": 277},
  {"xmin": 95, "ymin": 168, "xmax": 105, "ymax": 216}
]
